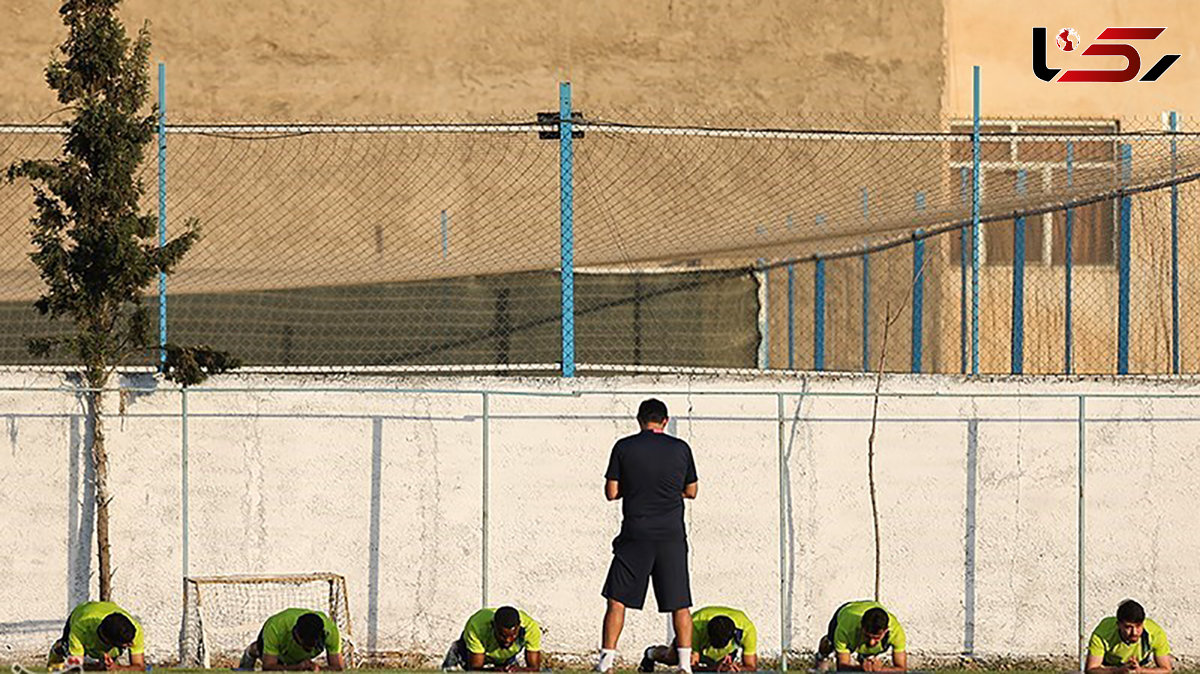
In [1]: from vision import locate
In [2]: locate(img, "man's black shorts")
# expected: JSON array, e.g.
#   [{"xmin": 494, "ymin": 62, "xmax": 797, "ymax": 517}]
[{"xmin": 601, "ymin": 535, "xmax": 691, "ymax": 612}]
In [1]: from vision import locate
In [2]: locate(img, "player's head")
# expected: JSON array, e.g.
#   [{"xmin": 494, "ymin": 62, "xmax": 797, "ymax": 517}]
[
  {"xmin": 637, "ymin": 398, "xmax": 669, "ymax": 429},
  {"xmin": 708, "ymin": 615, "xmax": 737, "ymax": 649},
  {"xmin": 861, "ymin": 607, "xmax": 890, "ymax": 647},
  {"xmin": 1116, "ymin": 600, "xmax": 1146, "ymax": 643},
  {"xmin": 97, "ymin": 613, "xmax": 136, "ymax": 650},
  {"xmin": 493, "ymin": 606, "xmax": 522, "ymax": 647},
  {"xmin": 292, "ymin": 613, "xmax": 327, "ymax": 651}
]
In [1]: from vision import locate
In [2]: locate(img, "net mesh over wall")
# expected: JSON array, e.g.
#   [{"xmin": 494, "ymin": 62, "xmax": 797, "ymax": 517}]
[{"xmin": 3, "ymin": 113, "xmax": 1199, "ymax": 373}]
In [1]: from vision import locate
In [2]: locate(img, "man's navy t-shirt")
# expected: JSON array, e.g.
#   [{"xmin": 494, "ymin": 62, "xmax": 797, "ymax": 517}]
[{"xmin": 605, "ymin": 429, "xmax": 698, "ymax": 540}]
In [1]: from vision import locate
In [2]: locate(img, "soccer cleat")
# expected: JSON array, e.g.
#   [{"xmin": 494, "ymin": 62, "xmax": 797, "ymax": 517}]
[{"xmin": 639, "ymin": 647, "xmax": 656, "ymax": 673}]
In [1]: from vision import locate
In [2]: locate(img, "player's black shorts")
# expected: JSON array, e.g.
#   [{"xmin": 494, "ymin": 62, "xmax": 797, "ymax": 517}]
[{"xmin": 601, "ymin": 535, "xmax": 691, "ymax": 612}]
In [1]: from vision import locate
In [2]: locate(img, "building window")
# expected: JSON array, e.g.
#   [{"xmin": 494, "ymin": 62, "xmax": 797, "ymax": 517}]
[{"xmin": 949, "ymin": 120, "xmax": 1117, "ymax": 266}]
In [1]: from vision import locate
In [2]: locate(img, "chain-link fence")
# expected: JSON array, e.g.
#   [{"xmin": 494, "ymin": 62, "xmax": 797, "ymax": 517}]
[{"xmin": 3, "ymin": 102, "xmax": 1199, "ymax": 373}]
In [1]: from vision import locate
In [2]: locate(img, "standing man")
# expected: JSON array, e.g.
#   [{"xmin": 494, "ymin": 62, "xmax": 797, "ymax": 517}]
[
  {"xmin": 597, "ymin": 399, "xmax": 699, "ymax": 674},
  {"xmin": 1085, "ymin": 600, "xmax": 1172, "ymax": 674}
]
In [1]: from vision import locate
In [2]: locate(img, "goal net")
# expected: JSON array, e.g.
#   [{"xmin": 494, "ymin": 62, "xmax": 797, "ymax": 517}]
[{"xmin": 180, "ymin": 573, "xmax": 355, "ymax": 668}]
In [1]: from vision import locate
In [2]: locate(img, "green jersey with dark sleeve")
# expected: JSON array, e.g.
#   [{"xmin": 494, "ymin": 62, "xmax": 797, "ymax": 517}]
[
  {"xmin": 461, "ymin": 608, "xmax": 542, "ymax": 664},
  {"xmin": 833, "ymin": 601, "xmax": 906, "ymax": 657},
  {"xmin": 260, "ymin": 608, "xmax": 341, "ymax": 665},
  {"xmin": 66, "ymin": 601, "xmax": 145, "ymax": 659},
  {"xmin": 692, "ymin": 606, "xmax": 757, "ymax": 662},
  {"xmin": 1088, "ymin": 617, "xmax": 1170, "ymax": 666}
]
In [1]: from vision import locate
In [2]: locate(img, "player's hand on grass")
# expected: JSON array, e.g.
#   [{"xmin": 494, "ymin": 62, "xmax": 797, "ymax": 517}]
[{"xmin": 861, "ymin": 657, "xmax": 880, "ymax": 672}]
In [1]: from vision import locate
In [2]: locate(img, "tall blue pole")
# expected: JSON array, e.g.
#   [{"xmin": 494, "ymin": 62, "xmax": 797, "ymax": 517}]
[
  {"xmin": 1012, "ymin": 170, "xmax": 1026, "ymax": 374},
  {"xmin": 971, "ymin": 65, "xmax": 982, "ymax": 375},
  {"xmin": 960, "ymin": 167, "xmax": 969, "ymax": 374},
  {"xmin": 814, "ymin": 259, "xmax": 826, "ymax": 371},
  {"xmin": 1170, "ymin": 111, "xmax": 1180, "ymax": 373},
  {"xmin": 912, "ymin": 232, "xmax": 925, "ymax": 373},
  {"xmin": 861, "ymin": 189, "xmax": 871, "ymax": 373},
  {"xmin": 861, "ymin": 251, "xmax": 870, "ymax": 371},
  {"xmin": 559, "ymin": 82, "xmax": 576, "ymax": 377},
  {"xmin": 1065, "ymin": 142, "xmax": 1075, "ymax": 374},
  {"xmin": 157, "ymin": 63, "xmax": 167, "ymax": 369},
  {"xmin": 787, "ymin": 263, "xmax": 796, "ymax": 369},
  {"xmin": 1117, "ymin": 143, "xmax": 1132, "ymax": 375}
]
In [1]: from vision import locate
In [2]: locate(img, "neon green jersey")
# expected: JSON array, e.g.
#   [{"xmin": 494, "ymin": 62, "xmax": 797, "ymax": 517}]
[
  {"xmin": 1088, "ymin": 617, "xmax": 1170, "ymax": 666},
  {"xmin": 692, "ymin": 607, "xmax": 757, "ymax": 662},
  {"xmin": 260, "ymin": 608, "xmax": 341, "ymax": 665},
  {"xmin": 66, "ymin": 601, "xmax": 144, "ymax": 658},
  {"xmin": 832, "ymin": 601, "xmax": 906, "ymax": 657},
  {"xmin": 461, "ymin": 608, "xmax": 542, "ymax": 664}
]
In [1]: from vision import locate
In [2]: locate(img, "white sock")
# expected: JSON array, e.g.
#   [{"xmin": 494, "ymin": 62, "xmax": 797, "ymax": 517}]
[
  {"xmin": 676, "ymin": 647, "xmax": 692, "ymax": 672},
  {"xmin": 597, "ymin": 648, "xmax": 618, "ymax": 672}
]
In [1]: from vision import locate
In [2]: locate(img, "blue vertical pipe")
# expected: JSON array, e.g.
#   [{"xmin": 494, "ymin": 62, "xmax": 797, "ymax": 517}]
[
  {"xmin": 971, "ymin": 65, "xmax": 982, "ymax": 375},
  {"xmin": 1171, "ymin": 112, "xmax": 1180, "ymax": 373},
  {"xmin": 1117, "ymin": 143, "xmax": 1132, "ymax": 374},
  {"xmin": 861, "ymin": 190, "xmax": 871, "ymax": 373},
  {"xmin": 1012, "ymin": 170, "xmax": 1026, "ymax": 374},
  {"xmin": 960, "ymin": 167, "xmax": 969, "ymax": 374},
  {"xmin": 787, "ymin": 263, "xmax": 796, "ymax": 369},
  {"xmin": 441, "ymin": 209, "xmax": 450, "ymax": 259},
  {"xmin": 558, "ymin": 82, "xmax": 576, "ymax": 377},
  {"xmin": 861, "ymin": 251, "xmax": 870, "ymax": 371},
  {"xmin": 912, "ymin": 232, "xmax": 925, "ymax": 373},
  {"xmin": 1065, "ymin": 142, "xmax": 1075, "ymax": 374},
  {"xmin": 814, "ymin": 258, "xmax": 826, "ymax": 371},
  {"xmin": 157, "ymin": 63, "xmax": 167, "ymax": 368}
]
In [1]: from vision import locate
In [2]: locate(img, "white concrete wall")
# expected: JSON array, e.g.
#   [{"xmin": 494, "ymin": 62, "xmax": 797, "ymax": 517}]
[{"xmin": 1, "ymin": 371, "xmax": 1198, "ymax": 666}]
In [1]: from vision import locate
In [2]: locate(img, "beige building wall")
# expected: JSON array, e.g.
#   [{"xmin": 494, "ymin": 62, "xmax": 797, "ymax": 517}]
[
  {"xmin": 1, "ymin": 0, "xmax": 945, "ymax": 122},
  {"xmin": 932, "ymin": 0, "xmax": 1199, "ymax": 374}
]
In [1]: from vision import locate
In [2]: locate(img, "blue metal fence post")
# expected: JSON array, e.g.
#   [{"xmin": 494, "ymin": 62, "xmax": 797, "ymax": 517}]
[
  {"xmin": 1065, "ymin": 142, "xmax": 1075, "ymax": 374},
  {"xmin": 912, "ymin": 232, "xmax": 925, "ymax": 373},
  {"xmin": 787, "ymin": 263, "xmax": 796, "ymax": 369},
  {"xmin": 441, "ymin": 209, "xmax": 450, "ymax": 260},
  {"xmin": 157, "ymin": 63, "xmax": 167, "ymax": 368},
  {"xmin": 1170, "ymin": 111, "xmax": 1180, "ymax": 373},
  {"xmin": 971, "ymin": 65, "xmax": 982, "ymax": 375},
  {"xmin": 861, "ymin": 189, "xmax": 871, "ymax": 372},
  {"xmin": 960, "ymin": 168, "xmax": 969, "ymax": 374},
  {"xmin": 1117, "ymin": 143, "xmax": 1132, "ymax": 374},
  {"xmin": 814, "ymin": 258, "xmax": 826, "ymax": 371},
  {"xmin": 558, "ymin": 82, "xmax": 576, "ymax": 377},
  {"xmin": 1012, "ymin": 169, "xmax": 1026, "ymax": 374}
]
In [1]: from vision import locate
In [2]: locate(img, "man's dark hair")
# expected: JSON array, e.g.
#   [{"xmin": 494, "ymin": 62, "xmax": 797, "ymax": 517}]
[
  {"xmin": 708, "ymin": 615, "xmax": 736, "ymax": 649},
  {"xmin": 862, "ymin": 607, "xmax": 890, "ymax": 634},
  {"xmin": 294, "ymin": 613, "xmax": 326, "ymax": 648},
  {"xmin": 637, "ymin": 399, "xmax": 669, "ymax": 425},
  {"xmin": 494, "ymin": 606, "xmax": 521, "ymax": 630},
  {"xmin": 1117, "ymin": 600, "xmax": 1146, "ymax": 624},
  {"xmin": 98, "ymin": 613, "xmax": 136, "ymax": 647}
]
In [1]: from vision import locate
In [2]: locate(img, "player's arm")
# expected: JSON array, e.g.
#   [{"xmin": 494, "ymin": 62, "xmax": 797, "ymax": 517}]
[
  {"xmin": 261, "ymin": 653, "xmax": 319, "ymax": 671},
  {"xmin": 506, "ymin": 650, "xmax": 542, "ymax": 671},
  {"xmin": 834, "ymin": 651, "xmax": 860, "ymax": 671},
  {"xmin": 110, "ymin": 652, "xmax": 145, "ymax": 671},
  {"xmin": 466, "ymin": 652, "xmax": 489, "ymax": 671},
  {"xmin": 325, "ymin": 652, "xmax": 345, "ymax": 671},
  {"xmin": 605, "ymin": 479, "xmax": 621, "ymax": 501},
  {"xmin": 740, "ymin": 653, "xmax": 758, "ymax": 671},
  {"xmin": 682, "ymin": 481, "xmax": 698, "ymax": 499}
]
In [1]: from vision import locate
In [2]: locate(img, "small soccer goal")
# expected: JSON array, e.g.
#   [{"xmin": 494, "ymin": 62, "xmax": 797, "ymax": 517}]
[{"xmin": 180, "ymin": 572, "xmax": 355, "ymax": 668}]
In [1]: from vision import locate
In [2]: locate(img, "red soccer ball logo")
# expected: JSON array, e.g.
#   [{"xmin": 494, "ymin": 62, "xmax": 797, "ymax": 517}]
[{"xmin": 1057, "ymin": 27, "xmax": 1081, "ymax": 52}]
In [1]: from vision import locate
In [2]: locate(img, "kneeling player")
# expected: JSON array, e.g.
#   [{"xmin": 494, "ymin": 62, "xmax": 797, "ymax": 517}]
[
  {"xmin": 640, "ymin": 606, "xmax": 757, "ymax": 672},
  {"xmin": 48, "ymin": 601, "xmax": 145, "ymax": 671},
  {"xmin": 442, "ymin": 606, "xmax": 543, "ymax": 671},
  {"xmin": 1085, "ymin": 599, "xmax": 1172, "ymax": 674},
  {"xmin": 237, "ymin": 608, "xmax": 345, "ymax": 671},
  {"xmin": 816, "ymin": 601, "xmax": 907, "ymax": 672}
]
